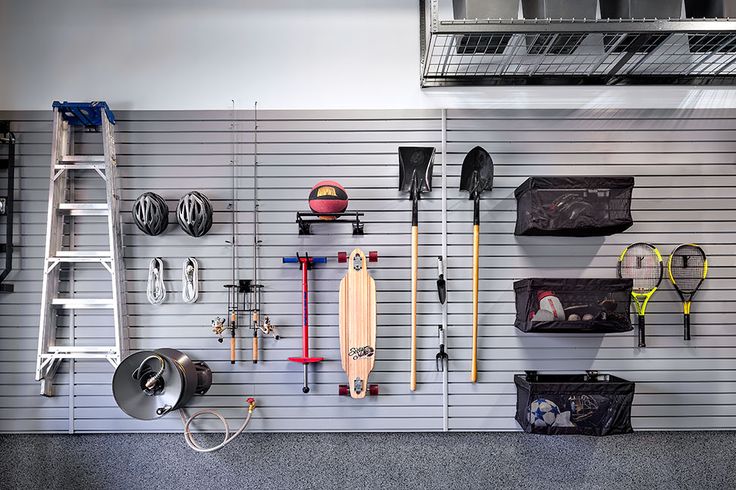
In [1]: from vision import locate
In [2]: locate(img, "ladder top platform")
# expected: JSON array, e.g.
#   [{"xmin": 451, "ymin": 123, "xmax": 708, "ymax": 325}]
[{"xmin": 52, "ymin": 101, "xmax": 116, "ymax": 126}]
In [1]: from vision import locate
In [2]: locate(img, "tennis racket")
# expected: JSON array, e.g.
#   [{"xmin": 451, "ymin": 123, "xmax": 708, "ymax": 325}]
[
  {"xmin": 617, "ymin": 243, "xmax": 663, "ymax": 348},
  {"xmin": 668, "ymin": 244, "xmax": 708, "ymax": 341}
]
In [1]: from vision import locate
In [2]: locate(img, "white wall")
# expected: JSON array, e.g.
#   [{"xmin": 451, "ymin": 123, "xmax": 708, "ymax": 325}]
[{"xmin": 2, "ymin": 0, "xmax": 736, "ymax": 110}]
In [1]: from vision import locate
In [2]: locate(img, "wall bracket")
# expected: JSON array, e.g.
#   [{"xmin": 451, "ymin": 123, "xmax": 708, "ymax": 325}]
[{"xmin": 296, "ymin": 211, "xmax": 365, "ymax": 236}]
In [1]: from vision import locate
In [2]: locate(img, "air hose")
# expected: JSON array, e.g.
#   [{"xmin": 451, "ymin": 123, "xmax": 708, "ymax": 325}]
[
  {"xmin": 182, "ymin": 257, "xmax": 199, "ymax": 304},
  {"xmin": 147, "ymin": 257, "xmax": 166, "ymax": 305},
  {"xmin": 179, "ymin": 398, "xmax": 256, "ymax": 452}
]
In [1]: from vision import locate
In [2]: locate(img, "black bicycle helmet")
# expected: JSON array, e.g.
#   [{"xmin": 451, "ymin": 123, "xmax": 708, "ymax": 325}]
[
  {"xmin": 177, "ymin": 191, "xmax": 213, "ymax": 237},
  {"xmin": 132, "ymin": 192, "xmax": 169, "ymax": 236}
]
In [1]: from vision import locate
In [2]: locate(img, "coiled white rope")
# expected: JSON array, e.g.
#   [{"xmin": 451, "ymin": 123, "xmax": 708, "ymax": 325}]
[
  {"xmin": 147, "ymin": 257, "xmax": 166, "ymax": 305},
  {"xmin": 179, "ymin": 399, "xmax": 256, "ymax": 452},
  {"xmin": 182, "ymin": 257, "xmax": 199, "ymax": 304}
]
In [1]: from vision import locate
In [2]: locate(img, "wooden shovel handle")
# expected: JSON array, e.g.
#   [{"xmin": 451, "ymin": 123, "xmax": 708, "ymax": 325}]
[
  {"xmin": 410, "ymin": 225, "xmax": 418, "ymax": 391},
  {"xmin": 471, "ymin": 224, "xmax": 479, "ymax": 383},
  {"xmin": 252, "ymin": 333, "xmax": 259, "ymax": 363}
]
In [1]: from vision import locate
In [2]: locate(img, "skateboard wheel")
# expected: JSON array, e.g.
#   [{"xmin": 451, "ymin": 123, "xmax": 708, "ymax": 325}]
[
  {"xmin": 339, "ymin": 384, "xmax": 349, "ymax": 396},
  {"xmin": 337, "ymin": 251, "xmax": 347, "ymax": 263},
  {"xmin": 369, "ymin": 384, "xmax": 379, "ymax": 396},
  {"xmin": 368, "ymin": 251, "xmax": 378, "ymax": 263}
]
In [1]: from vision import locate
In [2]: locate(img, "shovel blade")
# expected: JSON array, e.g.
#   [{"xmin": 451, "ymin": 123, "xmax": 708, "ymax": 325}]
[
  {"xmin": 437, "ymin": 277, "xmax": 447, "ymax": 305},
  {"xmin": 460, "ymin": 146, "xmax": 494, "ymax": 199},
  {"xmin": 399, "ymin": 146, "xmax": 435, "ymax": 194}
]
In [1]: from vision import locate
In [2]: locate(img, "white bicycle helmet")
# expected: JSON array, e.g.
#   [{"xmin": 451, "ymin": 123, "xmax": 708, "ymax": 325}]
[
  {"xmin": 177, "ymin": 191, "xmax": 213, "ymax": 237},
  {"xmin": 132, "ymin": 192, "xmax": 169, "ymax": 236}
]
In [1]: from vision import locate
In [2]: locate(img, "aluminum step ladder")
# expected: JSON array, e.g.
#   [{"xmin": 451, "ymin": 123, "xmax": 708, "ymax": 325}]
[{"xmin": 36, "ymin": 101, "xmax": 128, "ymax": 396}]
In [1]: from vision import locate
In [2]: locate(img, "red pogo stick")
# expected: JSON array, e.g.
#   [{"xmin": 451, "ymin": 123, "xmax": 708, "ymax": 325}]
[{"xmin": 282, "ymin": 253, "xmax": 326, "ymax": 393}]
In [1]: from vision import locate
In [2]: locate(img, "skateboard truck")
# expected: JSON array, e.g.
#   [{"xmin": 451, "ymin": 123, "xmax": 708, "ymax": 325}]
[
  {"xmin": 283, "ymin": 253, "xmax": 326, "ymax": 393},
  {"xmin": 338, "ymin": 250, "xmax": 378, "ymax": 264},
  {"xmin": 339, "ymin": 381, "xmax": 379, "ymax": 397},
  {"xmin": 436, "ymin": 325, "xmax": 448, "ymax": 372}
]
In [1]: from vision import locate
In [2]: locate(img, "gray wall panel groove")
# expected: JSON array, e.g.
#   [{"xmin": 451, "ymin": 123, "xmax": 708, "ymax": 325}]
[{"xmin": 0, "ymin": 108, "xmax": 734, "ymax": 432}]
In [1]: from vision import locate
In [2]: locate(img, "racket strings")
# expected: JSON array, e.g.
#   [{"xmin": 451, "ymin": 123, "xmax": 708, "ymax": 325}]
[
  {"xmin": 619, "ymin": 244, "xmax": 662, "ymax": 292},
  {"xmin": 670, "ymin": 246, "xmax": 705, "ymax": 293}
]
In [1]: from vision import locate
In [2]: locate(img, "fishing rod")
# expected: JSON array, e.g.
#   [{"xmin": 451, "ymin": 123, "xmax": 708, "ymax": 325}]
[
  {"xmin": 249, "ymin": 101, "xmax": 278, "ymax": 363},
  {"xmin": 212, "ymin": 100, "xmax": 240, "ymax": 363}
]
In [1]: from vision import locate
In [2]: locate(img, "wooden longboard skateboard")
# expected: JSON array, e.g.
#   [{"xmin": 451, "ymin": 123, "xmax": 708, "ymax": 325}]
[{"xmin": 338, "ymin": 249, "xmax": 378, "ymax": 398}]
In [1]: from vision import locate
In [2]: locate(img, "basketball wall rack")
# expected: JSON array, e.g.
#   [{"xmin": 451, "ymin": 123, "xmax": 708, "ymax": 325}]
[{"xmin": 296, "ymin": 211, "xmax": 365, "ymax": 236}]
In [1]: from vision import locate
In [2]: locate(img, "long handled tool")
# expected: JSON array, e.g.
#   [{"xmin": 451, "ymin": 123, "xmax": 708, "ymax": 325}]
[
  {"xmin": 459, "ymin": 146, "xmax": 494, "ymax": 383},
  {"xmin": 399, "ymin": 146, "xmax": 435, "ymax": 392},
  {"xmin": 213, "ymin": 102, "xmax": 240, "ymax": 364},
  {"xmin": 283, "ymin": 253, "xmax": 326, "ymax": 393},
  {"xmin": 246, "ymin": 102, "xmax": 279, "ymax": 363}
]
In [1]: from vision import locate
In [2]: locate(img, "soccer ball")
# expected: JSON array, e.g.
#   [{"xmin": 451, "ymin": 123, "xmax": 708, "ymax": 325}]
[{"xmin": 529, "ymin": 398, "xmax": 560, "ymax": 427}]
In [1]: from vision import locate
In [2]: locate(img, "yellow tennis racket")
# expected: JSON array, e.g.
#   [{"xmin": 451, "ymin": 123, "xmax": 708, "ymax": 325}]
[
  {"xmin": 617, "ymin": 243, "xmax": 663, "ymax": 348},
  {"xmin": 668, "ymin": 244, "xmax": 708, "ymax": 341}
]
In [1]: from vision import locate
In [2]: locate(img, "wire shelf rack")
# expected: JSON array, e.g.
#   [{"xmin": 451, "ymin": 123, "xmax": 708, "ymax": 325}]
[{"xmin": 420, "ymin": 2, "xmax": 736, "ymax": 86}]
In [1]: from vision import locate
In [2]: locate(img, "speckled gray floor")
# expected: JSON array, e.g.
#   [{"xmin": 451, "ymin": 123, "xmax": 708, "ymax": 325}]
[{"xmin": 1, "ymin": 432, "xmax": 734, "ymax": 489}]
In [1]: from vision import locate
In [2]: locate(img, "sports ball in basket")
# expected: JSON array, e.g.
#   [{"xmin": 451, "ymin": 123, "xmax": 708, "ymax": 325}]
[
  {"xmin": 529, "ymin": 398, "xmax": 560, "ymax": 427},
  {"xmin": 309, "ymin": 180, "xmax": 348, "ymax": 220}
]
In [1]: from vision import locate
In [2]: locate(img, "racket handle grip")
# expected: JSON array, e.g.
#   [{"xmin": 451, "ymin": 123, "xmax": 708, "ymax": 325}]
[
  {"xmin": 638, "ymin": 315, "xmax": 646, "ymax": 348},
  {"xmin": 684, "ymin": 313, "xmax": 691, "ymax": 341}
]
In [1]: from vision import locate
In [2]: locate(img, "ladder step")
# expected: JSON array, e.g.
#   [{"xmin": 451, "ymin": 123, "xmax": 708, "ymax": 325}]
[
  {"xmin": 60, "ymin": 155, "xmax": 105, "ymax": 163},
  {"xmin": 47, "ymin": 346, "xmax": 118, "ymax": 353},
  {"xmin": 49, "ymin": 251, "xmax": 112, "ymax": 262},
  {"xmin": 52, "ymin": 298, "xmax": 114, "ymax": 309},
  {"xmin": 58, "ymin": 203, "xmax": 109, "ymax": 216},
  {"xmin": 56, "ymin": 250, "xmax": 112, "ymax": 256},
  {"xmin": 54, "ymin": 163, "xmax": 105, "ymax": 171},
  {"xmin": 41, "ymin": 348, "xmax": 118, "ymax": 360}
]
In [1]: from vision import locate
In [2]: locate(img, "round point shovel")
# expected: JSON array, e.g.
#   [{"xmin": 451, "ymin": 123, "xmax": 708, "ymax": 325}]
[
  {"xmin": 459, "ymin": 146, "xmax": 494, "ymax": 383},
  {"xmin": 399, "ymin": 146, "xmax": 435, "ymax": 391}
]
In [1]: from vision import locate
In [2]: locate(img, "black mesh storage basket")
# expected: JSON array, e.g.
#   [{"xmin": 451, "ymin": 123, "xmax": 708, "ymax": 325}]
[
  {"xmin": 515, "ymin": 371, "xmax": 635, "ymax": 436},
  {"xmin": 514, "ymin": 278, "xmax": 633, "ymax": 333},
  {"xmin": 514, "ymin": 176, "xmax": 634, "ymax": 236}
]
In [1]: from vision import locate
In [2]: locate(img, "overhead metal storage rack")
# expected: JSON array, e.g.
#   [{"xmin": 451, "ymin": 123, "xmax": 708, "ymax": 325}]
[{"xmin": 420, "ymin": 0, "xmax": 736, "ymax": 86}]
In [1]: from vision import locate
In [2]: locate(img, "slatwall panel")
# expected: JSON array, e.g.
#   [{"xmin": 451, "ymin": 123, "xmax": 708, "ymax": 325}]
[
  {"xmin": 445, "ymin": 109, "xmax": 736, "ymax": 431},
  {"xmin": 0, "ymin": 108, "xmax": 734, "ymax": 433}
]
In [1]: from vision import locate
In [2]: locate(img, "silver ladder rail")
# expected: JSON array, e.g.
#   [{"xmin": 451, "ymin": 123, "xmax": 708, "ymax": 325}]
[{"xmin": 36, "ymin": 103, "xmax": 128, "ymax": 396}]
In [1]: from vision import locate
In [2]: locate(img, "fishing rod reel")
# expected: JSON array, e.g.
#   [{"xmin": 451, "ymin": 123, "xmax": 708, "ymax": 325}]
[
  {"xmin": 211, "ymin": 280, "xmax": 279, "ymax": 363},
  {"xmin": 240, "ymin": 279, "xmax": 280, "ymax": 341},
  {"xmin": 240, "ymin": 279, "xmax": 279, "ymax": 364},
  {"xmin": 210, "ymin": 283, "xmax": 241, "ymax": 364}
]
